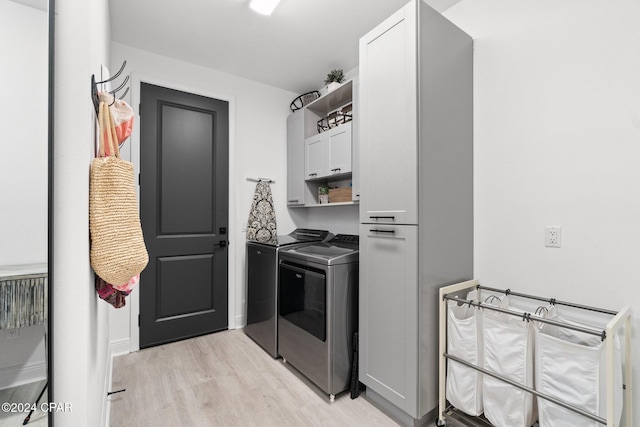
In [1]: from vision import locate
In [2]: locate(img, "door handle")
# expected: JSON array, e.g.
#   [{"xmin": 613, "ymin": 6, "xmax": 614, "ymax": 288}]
[{"xmin": 369, "ymin": 229, "xmax": 395, "ymax": 234}]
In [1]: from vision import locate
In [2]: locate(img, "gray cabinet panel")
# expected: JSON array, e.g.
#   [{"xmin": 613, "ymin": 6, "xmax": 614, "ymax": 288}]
[
  {"xmin": 287, "ymin": 111, "xmax": 305, "ymax": 206},
  {"xmin": 359, "ymin": 3, "xmax": 418, "ymax": 225},
  {"xmin": 351, "ymin": 78, "xmax": 361, "ymax": 202},
  {"xmin": 358, "ymin": 0, "xmax": 473, "ymax": 421},
  {"xmin": 359, "ymin": 224, "xmax": 418, "ymax": 414}
]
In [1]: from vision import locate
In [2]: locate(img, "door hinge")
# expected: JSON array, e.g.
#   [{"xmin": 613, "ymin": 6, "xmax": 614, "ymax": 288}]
[
  {"xmin": 138, "ymin": 315, "xmax": 140, "ymax": 327},
  {"xmin": 138, "ymin": 104, "xmax": 141, "ymax": 115},
  {"xmin": 138, "ymin": 173, "xmax": 141, "ymax": 186}
]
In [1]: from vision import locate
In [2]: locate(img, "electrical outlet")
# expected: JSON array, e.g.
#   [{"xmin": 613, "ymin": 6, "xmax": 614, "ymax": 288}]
[
  {"xmin": 545, "ymin": 226, "xmax": 562, "ymax": 248},
  {"xmin": 4, "ymin": 328, "xmax": 19, "ymax": 339}
]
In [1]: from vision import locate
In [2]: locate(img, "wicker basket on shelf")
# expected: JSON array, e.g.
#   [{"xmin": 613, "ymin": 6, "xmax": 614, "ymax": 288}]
[{"xmin": 317, "ymin": 103, "xmax": 353, "ymax": 133}]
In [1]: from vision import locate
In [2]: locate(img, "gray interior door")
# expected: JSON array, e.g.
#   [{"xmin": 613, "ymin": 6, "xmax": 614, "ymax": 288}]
[{"xmin": 139, "ymin": 82, "xmax": 229, "ymax": 348}]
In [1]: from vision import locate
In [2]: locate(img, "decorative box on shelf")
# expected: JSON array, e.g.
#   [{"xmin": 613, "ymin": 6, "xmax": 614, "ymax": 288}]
[{"xmin": 328, "ymin": 187, "xmax": 352, "ymax": 203}]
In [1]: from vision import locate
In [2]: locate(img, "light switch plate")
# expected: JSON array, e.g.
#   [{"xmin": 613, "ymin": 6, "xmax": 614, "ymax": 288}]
[{"xmin": 4, "ymin": 328, "xmax": 20, "ymax": 339}]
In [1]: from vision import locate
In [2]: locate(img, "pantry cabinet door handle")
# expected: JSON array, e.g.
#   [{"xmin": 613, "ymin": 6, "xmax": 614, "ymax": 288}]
[
  {"xmin": 288, "ymin": 199, "xmax": 299, "ymax": 203},
  {"xmin": 331, "ymin": 168, "xmax": 341, "ymax": 172}
]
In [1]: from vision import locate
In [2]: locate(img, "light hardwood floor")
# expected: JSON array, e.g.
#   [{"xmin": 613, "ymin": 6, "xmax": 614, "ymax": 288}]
[
  {"xmin": 0, "ymin": 380, "xmax": 48, "ymax": 427},
  {"xmin": 110, "ymin": 329, "xmax": 401, "ymax": 427}
]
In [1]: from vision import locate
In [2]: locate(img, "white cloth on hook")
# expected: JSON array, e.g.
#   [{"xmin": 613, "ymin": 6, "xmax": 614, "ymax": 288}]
[{"xmin": 98, "ymin": 92, "xmax": 134, "ymax": 148}]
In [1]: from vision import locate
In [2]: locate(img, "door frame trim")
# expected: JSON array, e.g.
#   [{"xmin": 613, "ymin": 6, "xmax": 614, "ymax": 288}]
[{"xmin": 129, "ymin": 73, "xmax": 237, "ymax": 352}]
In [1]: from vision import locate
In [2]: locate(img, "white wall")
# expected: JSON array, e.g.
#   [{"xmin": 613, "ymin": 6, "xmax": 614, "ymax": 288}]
[
  {"xmin": 305, "ymin": 205, "xmax": 359, "ymax": 235},
  {"xmin": 0, "ymin": 0, "xmax": 48, "ymax": 265},
  {"xmin": 0, "ymin": 0, "xmax": 48, "ymax": 390},
  {"xmin": 445, "ymin": 1, "xmax": 640, "ymax": 425},
  {"xmin": 109, "ymin": 42, "xmax": 307, "ymax": 347},
  {"xmin": 53, "ymin": 0, "xmax": 112, "ymax": 425}
]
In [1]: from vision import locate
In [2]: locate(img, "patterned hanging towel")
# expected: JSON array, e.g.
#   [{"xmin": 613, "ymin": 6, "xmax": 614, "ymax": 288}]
[{"xmin": 246, "ymin": 181, "xmax": 277, "ymax": 244}]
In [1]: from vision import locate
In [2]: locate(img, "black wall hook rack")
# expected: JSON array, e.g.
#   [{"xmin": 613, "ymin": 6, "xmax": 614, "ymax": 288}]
[{"xmin": 91, "ymin": 60, "xmax": 129, "ymax": 114}]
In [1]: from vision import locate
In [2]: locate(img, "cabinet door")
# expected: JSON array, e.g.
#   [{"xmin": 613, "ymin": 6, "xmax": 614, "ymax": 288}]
[
  {"xmin": 286, "ymin": 111, "xmax": 305, "ymax": 205},
  {"xmin": 327, "ymin": 122, "xmax": 352, "ymax": 176},
  {"xmin": 351, "ymin": 79, "xmax": 360, "ymax": 201},
  {"xmin": 359, "ymin": 224, "xmax": 418, "ymax": 416},
  {"xmin": 305, "ymin": 134, "xmax": 326, "ymax": 180},
  {"xmin": 359, "ymin": 2, "xmax": 418, "ymax": 225}
]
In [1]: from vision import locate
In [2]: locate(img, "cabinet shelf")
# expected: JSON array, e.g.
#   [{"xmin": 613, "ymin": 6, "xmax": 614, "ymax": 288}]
[
  {"xmin": 305, "ymin": 172, "xmax": 351, "ymax": 182},
  {"xmin": 306, "ymin": 201, "xmax": 358, "ymax": 208},
  {"xmin": 306, "ymin": 80, "xmax": 353, "ymax": 115}
]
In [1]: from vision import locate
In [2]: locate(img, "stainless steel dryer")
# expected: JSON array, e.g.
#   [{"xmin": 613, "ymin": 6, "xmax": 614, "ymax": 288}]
[
  {"xmin": 245, "ymin": 228, "xmax": 332, "ymax": 358},
  {"xmin": 277, "ymin": 234, "xmax": 359, "ymax": 401}
]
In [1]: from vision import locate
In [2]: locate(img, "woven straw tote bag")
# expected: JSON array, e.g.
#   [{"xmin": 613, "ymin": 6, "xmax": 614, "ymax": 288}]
[{"xmin": 89, "ymin": 101, "xmax": 148, "ymax": 286}]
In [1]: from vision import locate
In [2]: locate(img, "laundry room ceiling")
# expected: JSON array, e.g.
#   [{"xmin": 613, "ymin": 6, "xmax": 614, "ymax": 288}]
[{"xmin": 109, "ymin": 0, "xmax": 409, "ymax": 94}]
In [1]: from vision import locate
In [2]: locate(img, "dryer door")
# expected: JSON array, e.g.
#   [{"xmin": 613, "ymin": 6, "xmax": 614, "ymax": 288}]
[{"xmin": 279, "ymin": 262, "xmax": 326, "ymax": 341}]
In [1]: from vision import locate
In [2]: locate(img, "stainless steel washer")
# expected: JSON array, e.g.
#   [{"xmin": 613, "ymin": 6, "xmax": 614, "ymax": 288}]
[
  {"xmin": 277, "ymin": 234, "xmax": 359, "ymax": 401},
  {"xmin": 244, "ymin": 229, "xmax": 332, "ymax": 358}
]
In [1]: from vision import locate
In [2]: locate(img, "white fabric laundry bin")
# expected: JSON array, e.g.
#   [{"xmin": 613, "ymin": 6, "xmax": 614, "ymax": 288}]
[
  {"xmin": 482, "ymin": 302, "xmax": 537, "ymax": 427},
  {"xmin": 534, "ymin": 318, "xmax": 623, "ymax": 427},
  {"xmin": 445, "ymin": 298, "xmax": 483, "ymax": 416}
]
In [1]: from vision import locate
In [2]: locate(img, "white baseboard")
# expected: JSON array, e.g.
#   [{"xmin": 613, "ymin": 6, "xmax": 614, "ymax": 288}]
[
  {"xmin": 102, "ymin": 337, "xmax": 129, "ymax": 427},
  {"xmin": 0, "ymin": 363, "xmax": 47, "ymax": 390},
  {"xmin": 235, "ymin": 314, "xmax": 245, "ymax": 329},
  {"xmin": 110, "ymin": 338, "xmax": 131, "ymax": 357},
  {"xmin": 102, "ymin": 340, "xmax": 113, "ymax": 427}
]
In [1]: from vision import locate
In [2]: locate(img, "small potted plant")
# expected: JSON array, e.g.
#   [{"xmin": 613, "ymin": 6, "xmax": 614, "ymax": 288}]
[
  {"xmin": 318, "ymin": 183, "xmax": 330, "ymax": 204},
  {"xmin": 323, "ymin": 69, "xmax": 345, "ymax": 94}
]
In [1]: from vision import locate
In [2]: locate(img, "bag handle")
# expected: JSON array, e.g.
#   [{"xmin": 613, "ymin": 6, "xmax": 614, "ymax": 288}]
[
  {"xmin": 106, "ymin": 102, "xmax": 121, "ymax": 158},
  {"xmin": 98, "ymin": 101, "xmax": 106, "ymax": 158},
  {"xmin": 98, "ymin": 101, "xmax": 121, "ymax": 159}
]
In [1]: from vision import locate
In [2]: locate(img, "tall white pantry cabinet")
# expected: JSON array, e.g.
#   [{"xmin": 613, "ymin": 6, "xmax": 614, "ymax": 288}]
[{"xmin": 358, "ymin": 0, "xmax": 473, "ymax": 422}]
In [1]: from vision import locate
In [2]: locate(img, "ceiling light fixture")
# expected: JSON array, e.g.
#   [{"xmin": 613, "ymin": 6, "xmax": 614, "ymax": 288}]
[{"xmin": 249, "ymin": 0, "xmax": 281, "ymax": 16}]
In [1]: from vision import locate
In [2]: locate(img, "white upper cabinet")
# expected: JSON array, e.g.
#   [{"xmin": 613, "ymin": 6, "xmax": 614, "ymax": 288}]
[
  {"xmin": 304, "ymin": 133, "xmax": 326, "ymax": 179},
  {"xmin": 287, "ymin": 80, "xmax": 358, "ymax": 207},
  {"xmin": 327, "ymin": 123, "xmax": 352, "ymax": 176},
  {"xmin": 305, "ymin": 122, "xmax": 352, "ymax": 180},
  {"xmin": 359, "ymin": 3, "xmax": 418, "ymax": 225}
]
